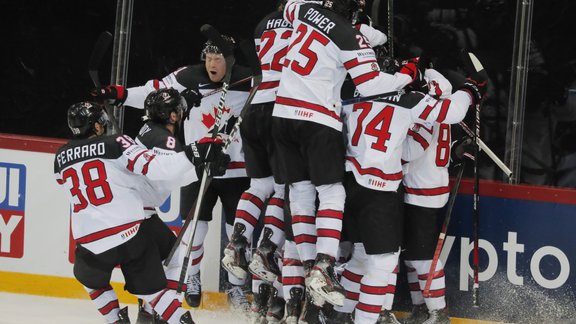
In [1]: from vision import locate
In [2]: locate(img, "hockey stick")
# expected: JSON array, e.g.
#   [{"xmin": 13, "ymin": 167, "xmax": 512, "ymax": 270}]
[
  {"xmin": 337, "ymin": 89, "xmax": 405, "ymax": 107},
  {"xmin": 472, "ymin": 101, "xmax": 481, "ymax": 308},
  {"xmin": 458, "ymin": 121, "xmax": 512, "ymax": 178},
  {"xmin": 177, "ymin": 24, "xmax": 236, "ymax": 293},
  {"xmin": 200, "ymin": 75, "xmax": 253, "ymax": 98},
  {"xmin": 88, "ymin": 31, "xmax": 121, "ymax": 134},
  {"xmin": 423, "ymin": 161, "xmax": 466, "ymax": 298},
  {"xmin": 464, "ymin": 52, "xmax": 482, "ymax": 307},
  {"xmin": 387, "ymin": 0, "xmax": 394, "ymax": 58}
]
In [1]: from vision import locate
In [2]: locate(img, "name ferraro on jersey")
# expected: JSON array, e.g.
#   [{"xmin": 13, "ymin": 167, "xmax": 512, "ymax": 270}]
[{"xmin": 55, "ymin": 142, "xmax": 105, "ymax": 168}]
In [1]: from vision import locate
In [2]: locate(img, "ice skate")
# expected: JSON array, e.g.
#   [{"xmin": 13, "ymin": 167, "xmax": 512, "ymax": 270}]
[
  {"xmin": 377, "ymin": 309, "xmax": 401, "ymax": 324},
  {"xmin": 283, "ymin": 287, "xmax": 304, "ymax": 324},
  {"xmin": 222, "ymin": 224, "xmax": 249, "ymax": 279},
  {"xmin": 184, "ymin": 271, "xmax": 202, "ymax": 308},
  {"xmin": 422, "ymin": 308, "xmax": 450, "ymax": 324},
  {"xmin": 249, "ymin": 228, "xmax": 281, "ymax": 283},
  {"xmin": 136, "ymin": 298, "xmax": 161, "ymax": 324},
  {"xmin": 250, "ymin": 283, "xmax": 271, "ymax": 324},
  {"xmin": 226, "ymin": 284, "xmax": 251, "ymax": 314},
  {"xmin": 265, "ymin": 286, "xmax": 285, "ymax": 323},
  {"xmin": 114, "ymin": 306, "xmax": 130, "ymax": 324},
  {"xmin": 307, "ymin": 253, "xmax": 345, "ymax": 307}
]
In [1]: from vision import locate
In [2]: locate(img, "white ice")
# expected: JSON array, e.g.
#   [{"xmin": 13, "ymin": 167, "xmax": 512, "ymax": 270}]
[{"xmin": 0, "ymin": 292, "xmax": 244, "ymax": 324}]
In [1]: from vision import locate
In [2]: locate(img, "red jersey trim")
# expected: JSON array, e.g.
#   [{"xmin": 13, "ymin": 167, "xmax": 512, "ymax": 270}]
[
  {"xmin": 276, "ymin": 96, "xmax": 341, "ymax": 121},
  {"xmin": 346, "ymin": 156, "xmax": 403, "ymax": 181},
  {"xmin": 76, "ymin": 220, "xmax": 143, "ymax": 244},
  {"xmin": 258, "ymin": 80, "xmax": 280, "ymax": 90},
  {"xmin": 404, "ymin": 186, "xmax": 450, "ymax": 196},
  {"xmin": 352, "ymin": 71, "xmax": 379, "ymax": 86},
  {"xmin": 436, "ymin": 99, "xmax": 451, "ymax": 123},
  {"xmin": 407, "ymin": 129, "xmax": 430, "ymax": 150},
  {"xmin": 344, "ymin": 58, "xmax": 377, "ymax": 70}
]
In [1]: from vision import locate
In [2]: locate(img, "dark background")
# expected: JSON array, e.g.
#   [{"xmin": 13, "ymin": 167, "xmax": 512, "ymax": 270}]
[
  {"xmin": 1, "ymin": 0, "xmax": 576, "ymax": 185},
  {"xmin": 0, "ymin": 0, "xmax": 277, "ymax": 138}
]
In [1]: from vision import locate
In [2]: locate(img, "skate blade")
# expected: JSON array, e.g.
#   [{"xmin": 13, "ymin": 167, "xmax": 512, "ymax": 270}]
[
  {"xmin": 308, "ymin": 276, "xmax": 344, "ymax": 307},
  {"xmin": 248, "ymin": 257, "xmax": 278, "ymax": 283}
]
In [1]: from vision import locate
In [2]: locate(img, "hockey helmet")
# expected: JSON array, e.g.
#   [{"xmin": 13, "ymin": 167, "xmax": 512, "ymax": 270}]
[
  {"xmin": 67, "ymin": 101, "xmax": 109, "ymax": 138},
  {"xmin": 201, "ymin": 35, "xmax": 235, "ymax": 61},
  {"xmin": 144, "ymin": 88, "xmax": 187, "ymax": 124},
  {"xmin": 322, "ymin": 0, "xmax": 365, "ymax": 23}
]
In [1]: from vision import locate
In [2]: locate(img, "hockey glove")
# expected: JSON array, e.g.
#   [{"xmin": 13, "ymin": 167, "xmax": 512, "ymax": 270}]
[
  {"xmin": 398, "ymin": 58, "xmax": 420, "ymax": 81},
  {"xmin": 184, "ymin": 137, "xmax": 224, "ymax": 168},
  {"xmin": 91, "ymin": 85, "xmax": 127, "ymax": 106},
  {"xmin": 459, "ymin": 78, "xmax": 487, "ymax": 106},
  {"xmin": 181, "ymin": 88, "xmax": 202, "ymax": 108},
  {"xmin": 451, "ymin": 136, "xmax": 474, "ymax": 164},
  {"xmin": 208, "ymin": 151, "xmax": 231, "ymax": 177}
]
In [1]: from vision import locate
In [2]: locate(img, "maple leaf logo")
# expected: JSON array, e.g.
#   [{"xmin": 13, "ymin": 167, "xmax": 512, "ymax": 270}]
[{"xmin": 201, "ymin": 105, "xmax": 231, "ymax": 129}]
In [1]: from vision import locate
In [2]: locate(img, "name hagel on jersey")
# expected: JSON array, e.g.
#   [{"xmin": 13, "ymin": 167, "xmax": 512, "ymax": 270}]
[
  {"xmin": 124, "ymin": 64, "xmax": 252, "ymax": 179},
  {"xmin": 253, "ymin": 10, "xmax": 293, "ymax": 104},
  {"xmin": 273, "ymin": 0, "xmax": 413, "ymax": 132},
  {"xmin": 54, "ymin": 134, "xmax": 196, "ymax": 254}
]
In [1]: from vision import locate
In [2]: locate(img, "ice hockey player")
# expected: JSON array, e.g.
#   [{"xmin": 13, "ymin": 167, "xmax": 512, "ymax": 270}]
[
  {"xmin": 91, "ymin": 35, "xmax": 254, "ymax": 311},
  {"xmin": 134, "ymin": 88, "xmax": 230, "ymax": 322},
  {"xmin": 54, "ymin": 101, "xmax": 228, "ymax": 324},
  {"xmin": 400, "ymin": 67, "xmax": 487, "ymax": 324},
  {"xmin": 271, "ymin": 0, "xmax": 422, "ymax": 314},
  {"xmin": 219, "ymin": 2, "xmax": 292, "ymax": 322}
]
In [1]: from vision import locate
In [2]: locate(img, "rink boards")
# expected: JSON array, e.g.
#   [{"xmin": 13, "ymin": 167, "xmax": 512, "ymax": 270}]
[{"xmin": 1, "ymin": 133, "xmax": 576, "ymax": 322}]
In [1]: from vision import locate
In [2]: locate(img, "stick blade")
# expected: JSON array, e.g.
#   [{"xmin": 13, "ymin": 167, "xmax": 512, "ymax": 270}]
[
  {"xmin": 468, "ymin": 52, "xmax": 484, "ymax": 73},
  {"xmin": 88, "ymin": 31, "xmax": 113, "ymax": 71},
  {"xmin": 200, "ymin": 24, "xmax": 233, "ymax": 57}
]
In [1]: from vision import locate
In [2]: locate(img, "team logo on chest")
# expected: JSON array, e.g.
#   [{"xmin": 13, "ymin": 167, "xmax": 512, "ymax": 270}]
[{"xmin": 201, "ymin": 106, "xmax": 231, "ymax": 129}]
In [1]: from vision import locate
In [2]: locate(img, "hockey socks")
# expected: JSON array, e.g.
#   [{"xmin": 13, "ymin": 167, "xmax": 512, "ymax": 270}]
[
  {"xmin": 234, "ymin": 176, "xmax": 274, "ymax": 241},
  {"xmin": 405, "ymin": 259, "xmax": 447, "ymax": 310},
  {"xmin": 84, "ymin": 285, "xmax": 123, "ymax": 323}
]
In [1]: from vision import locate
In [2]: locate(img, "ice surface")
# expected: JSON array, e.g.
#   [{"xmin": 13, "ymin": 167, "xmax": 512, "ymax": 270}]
[{"xmin": 0, "ymin": 292, "xmax": 245, "ymax": 324}]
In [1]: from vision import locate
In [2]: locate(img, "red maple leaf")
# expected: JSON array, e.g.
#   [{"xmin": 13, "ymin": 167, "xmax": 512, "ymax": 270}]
[{"xmin": 201, "ymin": 105, "xmax": 231, "ymax": 129}]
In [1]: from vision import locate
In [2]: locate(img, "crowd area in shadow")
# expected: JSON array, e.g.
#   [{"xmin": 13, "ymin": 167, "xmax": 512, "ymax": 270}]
[{"xmin": 1, "ymin": 0, "xmax": 575, "ymax": 187}]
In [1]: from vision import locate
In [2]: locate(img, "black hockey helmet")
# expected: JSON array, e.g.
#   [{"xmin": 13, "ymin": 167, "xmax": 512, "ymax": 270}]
[
  {"xmin": 67, "ymin": 101, "xmax": 109, "ymax": 138},
  {"xmin": 144, "ymin": 88, "xmax": 187, "ymax": 124},
  {"xmin": 323, "ymin": 0, "xmax": 365, "ymax": 23},
  {"xmin": 201, "ymin": 35, "xmax": 235, "ymax": 61}
]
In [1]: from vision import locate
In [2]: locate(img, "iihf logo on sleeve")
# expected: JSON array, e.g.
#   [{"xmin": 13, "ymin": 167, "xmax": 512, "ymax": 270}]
[{"xmin": 0, "ymin": 163, "xmax": 26, "ymax": 258}]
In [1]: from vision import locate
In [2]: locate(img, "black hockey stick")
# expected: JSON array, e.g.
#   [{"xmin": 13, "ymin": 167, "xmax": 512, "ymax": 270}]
[
  {"xmin": 88, "ymin": 31, "xmax": 120, "ymax": 134},
  {"xmin": 462, "ymin": 51, "xmax": 483, "ymax": 307},
  {"xmin": 176, "ymin": 24, "xmax": 236, "ymax": 294},
  {"xmin": 200, "ymin": 75, "xmax": 253, "ymax": 98},
  {"xmin": 337, "ymin": 89, "xmax": 405, "ymax": 107},
  {"xmin": 472, "ymin": 98, "xmax": 481, "ymax": 308},
  {"xmin": 387, "ymin": 0, "xmax": 394, "ymax": 58},
  {"xmin": 423, "ymin": 161, "xmax": 466, "ymax": 298}
]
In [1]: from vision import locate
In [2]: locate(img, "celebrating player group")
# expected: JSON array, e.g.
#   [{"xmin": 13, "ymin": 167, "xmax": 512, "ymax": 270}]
[{"xmin": 55, "ymin": 0, "xmax": 488, "ymax": 323}]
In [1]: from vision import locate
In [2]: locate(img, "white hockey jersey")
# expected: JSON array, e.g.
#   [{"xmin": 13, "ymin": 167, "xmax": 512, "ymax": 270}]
[
  {"xmin": 54, "ymin": 134, "xmax": 197, "ymax": 254},
  {"xmin": 252, "ymin": 10, "xmax": 293, "ymax": 104},
  {"xmin": 123, "ymin": 64, "xmax": 252, "ymax": 178},
  {"xmin": 135, "ymin": 122, "xmax": 197, "ymax": 216},
  {"xmin": 342, "ymin": 71, "xmax": 466, "ymax": 192},
  {"xmin": 402, "ymin": 70, "xmax": 473, "ymax": 208},
  {"xmin": 273, "ymin": 0, "xmax": 412, "ymax": 132}
]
